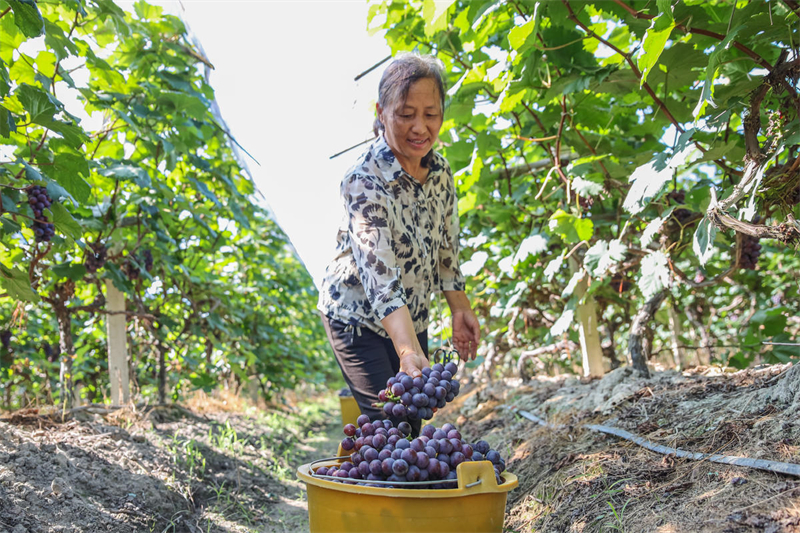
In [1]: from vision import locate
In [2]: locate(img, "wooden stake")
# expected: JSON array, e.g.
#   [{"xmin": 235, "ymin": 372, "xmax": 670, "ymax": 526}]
[{"xmin": 106, "ymin": 280, "xmax": 130, "ymax": 405}]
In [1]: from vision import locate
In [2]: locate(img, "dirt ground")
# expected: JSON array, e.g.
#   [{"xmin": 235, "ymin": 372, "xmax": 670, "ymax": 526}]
[
  {"xmin": 435, "ymin": 363, "xmax": 800, "ymax": 533},
  {"xmin": 1, "ymin": 364, "xmax": 799, "ymax": 533},
  {"xmin": 0, "ymin": 392, "xmax": 341, "ymax": 533}
]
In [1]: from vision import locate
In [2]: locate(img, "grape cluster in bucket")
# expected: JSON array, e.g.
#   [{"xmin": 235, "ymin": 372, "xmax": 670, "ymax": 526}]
[
  {"xmin": 317, "ymin": 414, "xmax": 507, "ymax": 488},
  {"xmin": 376, "ymin": 361, "xmax": 461, "ymax": 421}
]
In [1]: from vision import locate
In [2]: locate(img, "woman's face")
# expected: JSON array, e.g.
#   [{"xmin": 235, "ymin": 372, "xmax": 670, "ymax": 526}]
[{"xmin": 377, "ymin": 77, "xmax": 443, "ymax": 169}]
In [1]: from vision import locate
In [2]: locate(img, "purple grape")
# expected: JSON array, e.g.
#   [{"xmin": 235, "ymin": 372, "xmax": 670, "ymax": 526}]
[
  {"xmin": 422, "ymin": 425, "xmax": 436, "ymax": 439},
  {"xmin": 387, "ymin": 435, "xmax": 400, "ymax": 446},
  {"xmin": 451, "ymin": 381, "xmax": 460, "ymax": 395},
  {"xmin": 391, "ymin": 449, "xmax": 403, "ymax": 460},
  {"xmin": 430, "ymin": 371, "xmax": 441, "ymax": 381},
  {"xmin": 438, "ymin": 438, "xmax": 453, "ymax": 455},
  {"xmin": 435, "ymin": 386, "xmax": 446, "ymax": 400},
  {"xmin": 375, "ymin": 427, "xmax": 388, "ymax": 437},
  {"xmin": 349, "ymin": 468, "xmax": 362, "ymax": 480},
  {"xmin": 398, "ymin": 422, "xmax": 412, "ymax": 437},
  {"xmin": 419, "ymin": 468, "xmax": 429, "ymax": 481},
  {"xmin": 474, "ymin": 440, "xmax": 490, "ymax": 455},
  {"xmin": 387, "ymin": 377, "xmax": 397, "ymax": 387},
  {"xmin": 407, "ymin": 405, "xmax": 419, "ymax": 419},
  {"xmin": 363, "ymin": 447, "xmax": 379, "ymax": 462},
  {"xmin": 412, "ymin": 377, "xmax": 425, "ymax": 389},
  {"xmin": 406, "ymin": 465, "xmax": 421, "ymax": 482},
  {"xmin": 432, "ymin": 429, "xmax": 447, "ymax": 440},
  {"xmin": 425, "ymin": 445, "xmax": 438, "ymax": 458},
  {"xmin": 392, "ymin": 403, "xmax": 407, "ymax": 418},
  {"xmin": 410, "ymin": 439, "xmax": 425, "ymax": 452},
  {"xmin": 363, "ymin": 435, "xmax": 374, "ymax": 448},
  {"xmin": 421, "ymin": 367, "xmax": 432, "ymax": 377},
  {"xmin": 343, "ymin": 424, "xmax": 356, "ymax": 437},
  {"xmin": 486, "ymin": 450, "xmax": 501, "ymax": 464},
  {"xmin": 423, "ymin": 383, "xmax": 435, "ymax": 396},
  {"xmin": 412, "ymin": 393, "xmax": 428, "ymax": 407},
  {"xmin": 428, "ymin": 376, "xmax": 440, "ymax": 387},
  {"xmin": 391, "ymin": 383, "xmax": 405, "ymax": 396},
  {"xmin": 369, "ymin": 459, "xmax": 382, "ymax": 476},
  {"xmin": 378, "ymin": 449, "xmax": 392, "ymax": 461},
  {"xmin": 340, "ymin": 461, "xmax": 354, "ymax": 472},
  {"xmin": 432, "ymin": 363, "xmax": 444, "ymax": 373},
  {"xmin": 401, "ymin": 392, "xmax": 412, "ymax": 405},
  {"xmin": 387, "ymin": 474, "xmax": 405, "ymax": 483},
  {"xmin": 441, "ymin": 370, "xmax": 452, "ymax": 381},
  {"xmin": 341, "ymin": 438, "xmax": 355, "ymax": 451},
  {"xmin": 438, "ymin": 453, "xmax": 451, "ymax": 467},
  {"xmin": 392, "ymin": 459, "xmax": 409, "ymax": 476},
  {"xmin": 354, "ymin": 437, "xmax": 364, "ymax": 450},
  {"xmin": 401, "ymin": 448, "xmax": 417, "ymax": 465},
  {"xmin": 444, "ymin": 393, "xmax": 454, "ymax": 404},
  {"xmin": 472, "ymin": 451, "xmax": 484, "ymax": 462},
  {"xmin": 462, "ymin": 444, "xmax": 473, "ymax": 459},
  {"xmin": 358, "ymin": 461, "xmax": 370, "ymax": 477},
  {"xmin": 361, "ymin": 422, "xmax": 375, "ymax": 436},
  {"xmin": 388, "ymin": 428, "xmax": 400, "ymax": 437},
  {"xmin": 451, "ymin": 452, "xmax": 465, "ymax": 468},
  {"xmin": 440, "ymin": 462, "xmax": 450, "ymax": 478},
  {"xmin": 442, "ymin": 423, "xmax": 455, "ymax": 433},
  {"xmin": 396, "ymin": 439, "xmax": 410, "ymax": 450},
  {"xmin": 400, "ymin": 376, "xmax": 414, "ymax": 390},
  {"xmin": 416, "ymin": 451, "xmax": 430, "ymax": 469},
  {"xmin": 445, "ymin": 361, "xmax": 458, "ymax": 375},
  {"xmin": 449, "ymin": 438, "xmax": 462, "ymax": 453},
  {"xmin": 357, "ymin": 414, "xmax": 370, "ymax": 427},
  {"xmin": 351, "ymin": 453, "xmax": 362, "ymax": 465},
  {"xmin": 336, "ymin": 469, "xmax": 349, "ymax": 479},
  {"xmin": 381, "ymin": 458, "xmax": 395, "ymax": 476},
  {"xmin": 428, "ymin": 458, "xmax": 441, "ymax": 478},
  {"xmin": 372, "ymin": 434, "xmax": 387, "ymax": 449},
  {"xmin": 383, "ymin": 420, "xmax": 393, "ymax": 430},
  {"xmin": 316, "ymin": 466, "xmax": 329, "ymax": 476}
]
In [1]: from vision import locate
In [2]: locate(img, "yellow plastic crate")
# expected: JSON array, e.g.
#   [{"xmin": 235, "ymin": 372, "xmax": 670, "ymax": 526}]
[
  {"xmin": 297, "ymin": 459, "xmax": 517, "ymax": 533},
  {"xmin": 339, "ymin": 395, "xmax": 361, "ymax": 428}
]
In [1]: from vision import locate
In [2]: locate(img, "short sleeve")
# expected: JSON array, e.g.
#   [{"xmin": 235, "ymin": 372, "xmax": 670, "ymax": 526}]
[
  {"xmin": 342, "ymin": 173, "xmax": 408, "ymax": 319},
  {"xmin": 438, "ymin": 164, "xmax": 466, "ymax": 292}
]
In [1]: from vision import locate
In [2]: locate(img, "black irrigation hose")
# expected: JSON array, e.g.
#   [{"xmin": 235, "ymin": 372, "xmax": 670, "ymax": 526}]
[{"xmin": 505, "ymin": 407, "xmax": 800, "ymax": 479}]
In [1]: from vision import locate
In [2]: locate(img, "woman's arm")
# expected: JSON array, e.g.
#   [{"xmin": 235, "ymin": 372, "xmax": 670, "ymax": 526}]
[
  {"xmin": 381, "ymin": 305, "xmax": 428, "ymax": 378},
  {"xmin": 444, "ymin": 290, "xmax": 480, "ymax": 362}
]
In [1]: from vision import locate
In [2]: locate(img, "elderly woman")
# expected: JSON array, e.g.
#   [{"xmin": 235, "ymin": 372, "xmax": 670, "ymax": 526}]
[{"xmin": 318, "ymin": 54, "xmax": 480, "ymax": 430}]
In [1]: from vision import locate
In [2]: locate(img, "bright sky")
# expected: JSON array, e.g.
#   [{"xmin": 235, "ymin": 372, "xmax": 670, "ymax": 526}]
[{"xmin": 148, "ymin": 1, "xmax": 392, "ymax": 288}]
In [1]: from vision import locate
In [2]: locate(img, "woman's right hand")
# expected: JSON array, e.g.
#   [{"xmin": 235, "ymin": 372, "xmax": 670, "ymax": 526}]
[{"xmin": 399, "ymin": 351, "xmax": 428, "ymax": 379}]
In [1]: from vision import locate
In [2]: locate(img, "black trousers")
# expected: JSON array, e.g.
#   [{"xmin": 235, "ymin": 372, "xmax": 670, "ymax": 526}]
[{"xmin": 322, "ymin": 315, "xmax": 428, "ymax": 436}]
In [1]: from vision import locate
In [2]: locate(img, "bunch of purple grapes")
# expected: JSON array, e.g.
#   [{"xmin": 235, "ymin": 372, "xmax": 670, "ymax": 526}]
[
  {"xmin": 26, "ymin": 185, "xmax": 55, "ymax": 242},
  {"xmin": 84, "ymin": 242, "xmax": 108, "ymax": 274},
  {"xmin": 738, "ymin": 233, "xmax": 762, "ymax": 270},
  {"xmin": 377, "ymin": 361, "xmax": 461, "ymax": 421},
  {"xmin": 319, "ymin": 414, "xmax": 506, "ymax": 488}
]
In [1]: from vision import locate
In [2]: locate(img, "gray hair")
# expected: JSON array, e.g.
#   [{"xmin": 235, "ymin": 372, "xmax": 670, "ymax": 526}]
[{"xmin": 373, "ymin": 53, "xmax": 447, "ymax": 138}]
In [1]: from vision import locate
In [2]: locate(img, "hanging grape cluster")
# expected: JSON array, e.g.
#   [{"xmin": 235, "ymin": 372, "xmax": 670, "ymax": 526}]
[
  {"xmin": 84, "ymin": 243, "xmax": 108, "ymax": 274},
  {"xmin": 324, "ymin": 414, "xmax": 507, "ymax": 488},
  {"xmin": 376, "ymin": 361, "xmax": 461, "ymax": 421},
  {"xmin": 0, "ymin": 330, "xmax": 11, "ymax": 350},
  {"xmin": 738, "ymin": 233, "xmax": 762, "ymax": 270},
  {"xmin": 25, "ymin": 186, "xmax": 55, "ymax": 242},
  {"xmin": 666, "ymin": 190, "xmax": 694, "ymax": 225},
  {"xmin": 123, "ymin": 248, "xmax": 154, "ymax": 280}
]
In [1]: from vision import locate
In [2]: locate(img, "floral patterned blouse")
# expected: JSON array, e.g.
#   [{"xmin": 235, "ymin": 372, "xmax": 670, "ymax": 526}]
[{"xmin": 318, "ymin": 135, "xmax": 466, "ymax": 337}]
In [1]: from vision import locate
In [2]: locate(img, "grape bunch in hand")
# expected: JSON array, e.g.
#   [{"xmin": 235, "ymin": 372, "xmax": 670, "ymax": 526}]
[
  {"xmin": 324, "ymin": 414, "xmax": 507, "ymax": 488},
  {"xmin": 375, "ymin": 361, "xmax": 461, "ymax": 421}
]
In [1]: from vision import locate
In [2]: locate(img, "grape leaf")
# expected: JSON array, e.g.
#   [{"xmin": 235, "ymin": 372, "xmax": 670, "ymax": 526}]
[
  {"xmin": 639, "ymin": 251, "xmax": 670, "ymax": 299},
  {"xmin": 692, "ymin": 217, "xmax": 718, "ymax": 266},
  {"xmin": 0, "ymin": 265, "xmax": 39, "ymax": 302},
  {"xmin": 50, "ymin": 202, "xmax": 83, "ymax": 241},
  {"xmin": 549, "ymin": 209, "xmax": 594, "ymax": 243},
  {"xmin": 6, "ymin": 0, "xmax": 45, "ymax": 38},
  {"xmin": 550, "ymin": 306, "xmax": 574, "ymax": 336}
]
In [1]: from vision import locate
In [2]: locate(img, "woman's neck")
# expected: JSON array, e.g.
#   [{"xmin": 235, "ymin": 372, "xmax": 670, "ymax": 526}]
[{"xmin": 396, "ymin": 154, "xmax": 427, "ymax": 185}]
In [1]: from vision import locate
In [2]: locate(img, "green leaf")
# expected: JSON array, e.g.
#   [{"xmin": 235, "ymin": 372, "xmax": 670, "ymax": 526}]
[
  {"xmin": 422, "ymin": 0, "xmax": 457, "ymax": 36},
  {"xmin": 693, "ymin": 25, "xmax": 745, "ymax": 119},
  {"xmin": 0, "ymin": 58, "xmax": 10, "ymax": 97},
  {"xmin": 550, "ymin": 305, "xmax": 575, "ymax": 336},
  {"xmin": 45, "ymin": 155, "xmax": 91, "ymax": 204},
  {"xmin": 99, "ymin": 164, "xmax": 151, "ymax": 188},
  {"xmin": 0, "ymin": 106, "xmax": 16, "ymax": 138},
  {"xmin": 572, "ymin": 176, "xmax": 604, "ymax": 197},
  {"xmin": 513, "ymin": 234, "xmax": 548, "ymax": 265},
  {"xmin": 0, "ymin": 216, "xmax": 21, "ymax": 235},
  {"xmin": 548, "ymin": 209, "xmax": 594, "ymax": 244},
  {"xmin": 40, "ymin": 119, "xmax": 87, "ymax": 148},
  {"xmin": 0, "ymin": 265, "xmax": 39, "ymax": 302},
  {"xmin": 544, "ymin": 253, "xmax": 566, "ymax": 282},
  {"xmin": 637, "ymin": 21, "xmax": 675, "ymax": 86},
  {"xmin": 584, "ymin": 239, "xmax": 628, "ymax": 277},
  {"xmin": 509, "ymin": 14, "xmax": 536, "ymax": 51},
  {"xmin": 692, "ymin": 217, "xmax": 718, "ymax": 266},
  {"xmin": 6, "ymin": 0, "xmax": 45, "ymax": 38},
  {"xmin": 561, "ymin": 271, "xmax": 584, "ymax": 299},
  {"xmin": 50, "ymin": 262, "xmax": 87, "ymax": 282},
  {"xmin": 638, "ymin": 251, "xmax": 670, "ymax": 299},
  {"xmin": 49, "ymin": 202, "xmax": 83, "ymax": 240},
  {"xmin": 16, "ymin": 84, "xmax": 58, "ymax": 124},
  {"xmin": 641, "ymin": 206, "xmax": 674, "ymax": 247},
  {"xmin": 623, "ymin": 138, "xmax": 694, "ymax": 215}
]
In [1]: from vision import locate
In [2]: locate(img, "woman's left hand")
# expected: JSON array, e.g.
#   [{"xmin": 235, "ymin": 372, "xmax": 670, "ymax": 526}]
[{"xmin": 452, "ymin": 308, "xmax": 480, "ymax": 362}]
